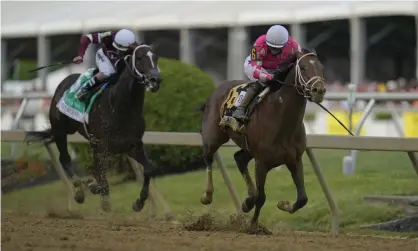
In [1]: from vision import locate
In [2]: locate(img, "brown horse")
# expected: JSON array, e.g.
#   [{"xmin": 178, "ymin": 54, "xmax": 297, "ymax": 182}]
[{"xmin": 197, "ymin": 49, "xmax": 326, "ymax": 230}]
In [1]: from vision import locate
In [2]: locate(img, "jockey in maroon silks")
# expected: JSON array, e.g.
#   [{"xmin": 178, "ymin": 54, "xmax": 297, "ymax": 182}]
[{"xmin": 73, "ymin": 29, "xmax": 138, "ymax": 100}]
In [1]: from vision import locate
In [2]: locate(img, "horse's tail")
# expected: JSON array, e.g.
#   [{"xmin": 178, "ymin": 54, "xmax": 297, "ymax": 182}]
[
  {"xmin": 195, "ymin": 99, "xmax": 208, "ymax": 113},
  {"xmin": 24, "ymin": 128, "xmax": 54, "ymax": 145}
]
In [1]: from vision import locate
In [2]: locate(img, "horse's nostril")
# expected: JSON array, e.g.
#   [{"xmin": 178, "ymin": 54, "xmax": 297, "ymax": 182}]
[
  {"xmin": 150, "ymin": 77, "xmax": 157, "ymax": 83},
  {"xmin": 312, "ymin": 87, "xmax": 318, "ymax": 93}
]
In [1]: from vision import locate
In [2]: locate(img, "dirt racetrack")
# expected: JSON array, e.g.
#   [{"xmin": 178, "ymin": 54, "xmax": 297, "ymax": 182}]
[{"xmin": 2, "ymin": 212, "xmax": 417, "ymax": 251}]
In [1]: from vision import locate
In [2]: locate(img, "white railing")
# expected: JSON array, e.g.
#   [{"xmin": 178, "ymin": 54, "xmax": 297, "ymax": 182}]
[{"xmin": 3, "ymin": 91, "xmax": 418, "ymax": 165}]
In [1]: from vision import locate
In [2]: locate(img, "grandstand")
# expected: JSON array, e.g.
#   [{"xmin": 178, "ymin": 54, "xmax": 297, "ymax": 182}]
[
  {"xmin": 2, "ymin": 1, "xmax": 417, "ymax": 89},
  {"xmin": 2, "ymin": 1, "xmax": 417, "ymax": 35}
]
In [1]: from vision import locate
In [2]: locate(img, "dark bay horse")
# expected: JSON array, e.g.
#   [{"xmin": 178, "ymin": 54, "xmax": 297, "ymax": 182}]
[
  {"xmin": 198, "ymin": 49, "xmax": 326, "ymax": 230},
  {"xmin": 25, "ymin": 44, "xmax": 163, "ymax": 213}
]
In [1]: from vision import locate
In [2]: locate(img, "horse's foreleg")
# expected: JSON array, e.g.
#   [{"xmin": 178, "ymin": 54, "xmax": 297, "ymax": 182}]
[
  {"xmin": 129, "ymin": 142, "xmax": 155, "ymax": 213},
  {"xmin": 128, "ymin": 154, "xmax": 174, "ymax": 220},
  {"xmin": 278, "ymin": 159, "xmax": 308, "ymax": 213},
  {"xmin": 234, "ymin": 149, "xmax": 256, "ymax": 213},
  {"xmin": 126, "ymin": 155, "xmax": 157, "ymax": 218},
  {"xmin": 88, "ymin": 148, "xmax": 111, "ymax": 212}
]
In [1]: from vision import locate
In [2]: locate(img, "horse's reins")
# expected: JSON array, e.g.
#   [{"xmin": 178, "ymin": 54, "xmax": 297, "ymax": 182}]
[{"xmin": 277, "ymin": 52, "xmax": 354, "ymax": 136}]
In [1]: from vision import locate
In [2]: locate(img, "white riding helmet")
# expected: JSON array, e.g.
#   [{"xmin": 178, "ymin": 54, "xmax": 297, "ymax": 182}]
[
  {"xmin": 266, "ymin": 25, "xmax": 289, "ymax": 48},
  {"xmin": 113, "ymin": 29, "xmax": 136, "ymax": 51}
]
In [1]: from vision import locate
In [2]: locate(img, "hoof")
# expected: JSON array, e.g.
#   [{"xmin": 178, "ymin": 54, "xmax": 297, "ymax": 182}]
[
  {"xmin": 88, "ymin": 184, "xmax": 101, "ymax": 195},
  {"xmin": 200, "ymin": 193, "xmax": 212, "ymax": 205},
  {"xmin": 132, "ymin": 199, "xmax": 145, "ymax": 212},
  {"xmin": 73, "ymin": 180, "xmax": 85, "ymax": 204},
  {"xmin": 74, "ymin": 189, "xmax": 85, "ymax": 204},
  {"xmin": 148, "ymin": 212, "xmax": 157, "ymax": 219},
  {"xmin": 242, "ymin": 197, "xmax": 254, "ymax": 213},
  {"xmin": 73, "ymin": 179, "xmax": 82, "ymax": 187},
  {"xmin": 245, "ymin": 222, "xmax": 272, "ymax": 235},
  {"xmin": 84, "ymin": 178, "xmax": 94, "ymax": 185},
  {"xmin": 277, "ymin": 200, "xmax": 291, "ymax": 212},
  {"xmin": 164, "ymin": 212, "xmax": 175, "ymax": 222}
]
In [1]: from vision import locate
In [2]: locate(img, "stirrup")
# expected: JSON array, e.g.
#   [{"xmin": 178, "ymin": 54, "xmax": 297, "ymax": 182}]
[
  {"xmin": 232, "ymin": 109, "xmax": 248, "ymax": 121},
  {"xmin": 76, "ymin": 90, "xmax": 88, "ymax": 100}
]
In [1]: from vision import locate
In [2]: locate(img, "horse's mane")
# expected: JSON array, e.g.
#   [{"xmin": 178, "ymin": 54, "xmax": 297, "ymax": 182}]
[
  {"xmin": 108, "ymin": 43, "xmax": 153, "ymax": 86},
  {"xmin": 109, "ymin": 45, "xmax": 140, "ymax": 85},
  {"xmin": 266, "ymin": 47, "xmax": 317, "ymax": 91}
]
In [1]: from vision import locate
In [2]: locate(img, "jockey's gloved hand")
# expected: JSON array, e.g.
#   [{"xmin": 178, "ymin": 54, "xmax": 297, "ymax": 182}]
[{"xmin": 73, "ymin": 56, "xmax": 83, "ymax": 64}]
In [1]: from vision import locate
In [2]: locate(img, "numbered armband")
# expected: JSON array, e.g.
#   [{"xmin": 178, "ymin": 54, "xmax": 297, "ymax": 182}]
[{"xmin": 251, "ymin": 47, "xmax": 257, "ymax": 61}]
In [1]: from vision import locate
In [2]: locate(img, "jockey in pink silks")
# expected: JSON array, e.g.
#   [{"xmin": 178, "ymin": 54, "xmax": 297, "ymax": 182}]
[{"xmin": 232, "ymin": 25, "xmax": 302, "ymax": 121}]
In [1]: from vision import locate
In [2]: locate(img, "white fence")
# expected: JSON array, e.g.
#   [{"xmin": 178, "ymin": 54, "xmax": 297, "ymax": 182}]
[
  {"xmin": 3, "ymin": 91, "xmax": 418, "ymax": 176},
  {"xmin": 3, "ymin": 92, "xmax": 418, "ymax": 136},
  {"xmin": 2, "ymin": 130, "xmax": 417, "ymax": 235}
]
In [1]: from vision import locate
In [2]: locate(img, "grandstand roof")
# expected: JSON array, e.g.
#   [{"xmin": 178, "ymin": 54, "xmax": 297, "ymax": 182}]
[{"xmin": 2, "ymin": 1, "xmax": 417, "ymax": 38}]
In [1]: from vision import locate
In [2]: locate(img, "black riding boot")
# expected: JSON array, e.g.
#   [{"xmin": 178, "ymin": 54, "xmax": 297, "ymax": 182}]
[
  {"xmin": 232, "ymin": 81, "xmax": 264, "ymax": 121},
  {"xmin": 76, "ymin": 75, "xmax": 103, "ymax": 100}
]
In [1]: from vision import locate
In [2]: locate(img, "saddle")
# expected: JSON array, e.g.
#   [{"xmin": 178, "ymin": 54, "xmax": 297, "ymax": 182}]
[{"xmin": 218, "ymin": 81, "xmax": 271, "ymax": 132}]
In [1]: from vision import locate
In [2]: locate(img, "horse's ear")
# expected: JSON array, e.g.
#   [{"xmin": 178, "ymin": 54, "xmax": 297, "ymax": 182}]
[
  {"xmin": 302, "ymin": 47, "xmax": 317, "ymax": 55},
  {"xmin": 301, "ymin": 47, "xmax": 310, "ymax": 53},
  {"xmin": 150, "ymin": 42, "xmax": 160, "ymax": 50}
]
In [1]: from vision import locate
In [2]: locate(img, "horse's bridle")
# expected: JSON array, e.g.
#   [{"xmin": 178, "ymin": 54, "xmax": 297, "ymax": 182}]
[
  {"xmin": 275, "ymin": 52, "xmax": 325, "ymax": 99},
  {"xmin": 122, "ymin": 44, "xmax": 159, "ymax": 89},
  {"xmin": 293, "ymin": 52, "xmax": 325, "ymax": 98}
]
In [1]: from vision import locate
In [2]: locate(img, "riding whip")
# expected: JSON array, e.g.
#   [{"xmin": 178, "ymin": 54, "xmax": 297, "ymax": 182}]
[{"xmin": 27, "ymin": 61, "xmax": 75, "ymax": 73}]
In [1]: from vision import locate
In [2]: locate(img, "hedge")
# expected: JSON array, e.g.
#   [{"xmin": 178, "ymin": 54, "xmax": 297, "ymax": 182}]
[{"xmin": 72, "ymin": 57, "xmax": 215, "ymax": 177}]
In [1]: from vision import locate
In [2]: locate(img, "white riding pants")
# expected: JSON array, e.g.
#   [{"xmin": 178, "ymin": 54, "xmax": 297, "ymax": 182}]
[
  {"xmin": 243, "ymin": 55, "xmax": 275, "ymax": 82},
  {"xmin": 96, "ymin": 48, "xmax": 116, "ymax": 78}
]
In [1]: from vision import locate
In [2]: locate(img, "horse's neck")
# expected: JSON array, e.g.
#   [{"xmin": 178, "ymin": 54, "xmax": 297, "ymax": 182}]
[
  {"xmin": 270, "ymin": 69, "xmax": 307, "ymax": 135},
  {"xmin": 110, "ymin": 69, "xmax": 145, "ymax": 114}
]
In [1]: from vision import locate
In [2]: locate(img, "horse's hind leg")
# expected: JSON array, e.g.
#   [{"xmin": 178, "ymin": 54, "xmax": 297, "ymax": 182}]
[
  {"xmin": 54, "ymin": 134, "xmax": 77, "ymax": 178},
  {"xmin": 234, "ymin": 149, "xmax": 256, "ymax": 213},
  {"xmin": 278, "ymin": 159, "xmax": 308, "ymax": 213},
  {"xmin": 251, "ymin": 160, "xmax": 268, "ymax": 225},
  {"xmin": 200, "ymin": 121, "xmax": 229, "ymax": 205},
  {"xmin": 54, "ymin": 133, "xmax": 85, "ymax": 204}
]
